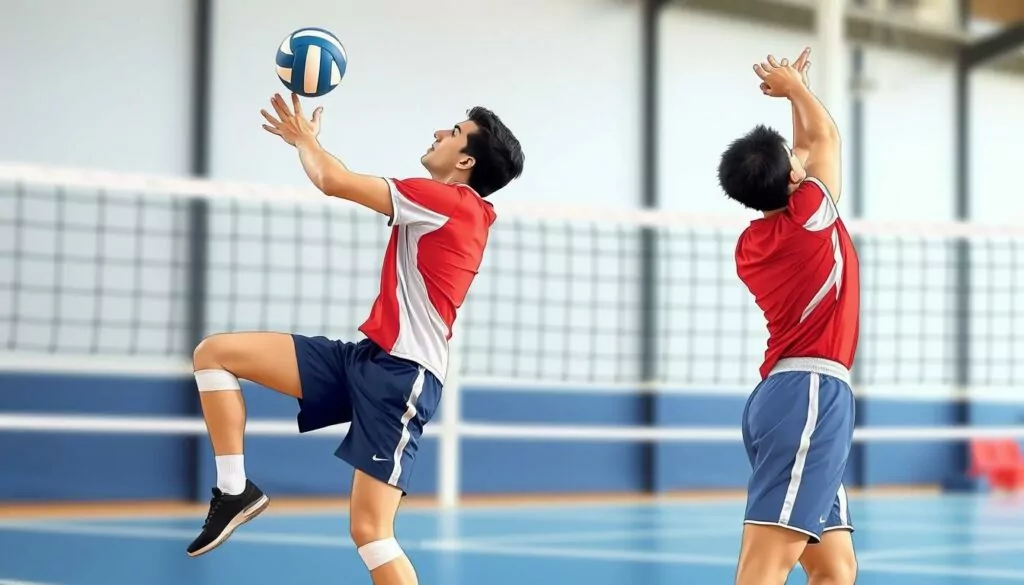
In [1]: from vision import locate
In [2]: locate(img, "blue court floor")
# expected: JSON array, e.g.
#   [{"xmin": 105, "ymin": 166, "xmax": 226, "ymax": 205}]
[{"xmin": 3, "ymin": 491, "xmax": 1024, "ymax": 584}]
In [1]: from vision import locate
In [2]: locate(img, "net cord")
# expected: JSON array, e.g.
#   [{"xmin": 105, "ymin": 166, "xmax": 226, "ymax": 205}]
[{"xmin": 3, "ymin": 162, "xmax": 1024, "ymax": 238}]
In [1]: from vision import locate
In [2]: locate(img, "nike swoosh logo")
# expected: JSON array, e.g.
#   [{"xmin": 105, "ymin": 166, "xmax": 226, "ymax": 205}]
[{"xmin": 372, "ymin": 455, "xmax": 388, "ymax": 462}]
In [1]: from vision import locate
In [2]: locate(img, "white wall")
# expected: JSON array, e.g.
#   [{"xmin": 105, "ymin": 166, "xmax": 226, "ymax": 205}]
[
  {"xmin": 971, "ymin": 68, "xmax": 1024, "ymax": 223},
  {"xmin": 659, "ymin": 10, "xmax": 823, "ymax": 216},
  {"xmin": 210, "ymin": 0, "xmax": 641, "ymax": 209},
  {"xmin": 859, "ymin": 47, "xmax": 956, "ymax": 221},
  {"xmin": 0, "ymin": 0, "xmax": 192, "ymax": 175}
]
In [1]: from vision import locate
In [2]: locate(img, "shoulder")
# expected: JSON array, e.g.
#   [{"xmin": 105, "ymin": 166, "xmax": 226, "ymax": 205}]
[
  {"xmin": 390, "ymin": 177, "xmax": 459, "ymax": 198},
  {"xmin": 388, "ymin": 177, "xmax": 466, "ymax": 222},
  {"xmin": 449, "ymin": 185, "xmax": 497, "ymax": 228},
  {"xmin": 786, "ymin": 177, "xmax": 839, "ymax": 231}
]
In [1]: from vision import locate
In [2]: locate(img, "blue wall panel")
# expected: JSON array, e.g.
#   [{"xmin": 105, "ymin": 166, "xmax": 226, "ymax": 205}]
[
  {"xmin": 654, "ymin": 394, "xmax": 748, "ymax": 490},
  {"xmin": 0, "ymin": 372, "xmax": 990, "ymax": 502},
  {"xmin": 0, "ymin": 372, "xmax": 194, "ymax": 501},
  {"xmin": 859, "ymin": 399, "xmax": 960, "ymax": 486},
  {"xmin": 462, "ymin": 390, "xmax": 644, "ymax": 424}
]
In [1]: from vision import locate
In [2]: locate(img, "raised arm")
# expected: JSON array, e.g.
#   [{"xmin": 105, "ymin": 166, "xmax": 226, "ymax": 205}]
[
  {"xmin": 261, "ymin": 93, "xmax": 394, "ymax": 219},
  {"xmin": 784, "ymin": 49, "xmax": 813, "ymax": 167},
  {"xmin": 755, "ymin": 52, "xmax": 842, "ymax": 204}
]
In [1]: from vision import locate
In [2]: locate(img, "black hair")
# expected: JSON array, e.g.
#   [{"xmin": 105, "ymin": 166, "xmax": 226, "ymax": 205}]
[
  {"xmin": 462, "ymin": 106, "xmax": 525, "ymax": 197},
  {"xmin": 717, "ymin": 124, "xmax": 792, "ymax": 212}
]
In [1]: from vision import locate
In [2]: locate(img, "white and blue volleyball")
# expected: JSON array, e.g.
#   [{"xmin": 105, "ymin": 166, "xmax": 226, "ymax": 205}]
[{"xmin": 275, "ymin": 27, "xmax": 347, "ymax": 97}]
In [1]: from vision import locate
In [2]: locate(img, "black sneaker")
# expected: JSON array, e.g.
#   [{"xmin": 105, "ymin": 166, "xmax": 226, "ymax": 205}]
[{"xmin": 186, "ymin": 479, "xmax": 270, "ymax": 557}]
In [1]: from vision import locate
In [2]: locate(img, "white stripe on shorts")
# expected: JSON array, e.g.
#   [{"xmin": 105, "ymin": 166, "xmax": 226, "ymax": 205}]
[
  {"xmin": 837, "ymin": 483, "xmax": 848, "ymax": 524},
  {"xmin": 779, "ymin": 373, "xmax": 820, "ymax": 526},
  {"xmin": 388, "ymin": 367, "xmax": 426, "ymax": 486}
]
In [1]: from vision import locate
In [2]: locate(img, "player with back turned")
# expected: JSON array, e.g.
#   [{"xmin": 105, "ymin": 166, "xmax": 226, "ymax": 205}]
[{"xmin": 717, "ymin": 48, "xmax": 860, "ymax": 585}]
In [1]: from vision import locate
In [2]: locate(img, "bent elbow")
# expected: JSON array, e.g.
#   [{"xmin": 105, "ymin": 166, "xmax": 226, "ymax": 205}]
[
  {"xmin": 318, "ymin": 170, "xmax": 351, "ymax": 199},
  {"xmin": 809, "ymin": 128, "xmax": 840, "ymax": 151}
]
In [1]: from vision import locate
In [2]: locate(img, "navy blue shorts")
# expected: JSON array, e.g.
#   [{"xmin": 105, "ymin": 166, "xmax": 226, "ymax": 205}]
[
  {"xmin": 741, "ymin": 359, "xmax": 855, "ymax": 543},
  {"xmin": 291, "ymin": 335, "xmax": 442, "ymax": 494}
]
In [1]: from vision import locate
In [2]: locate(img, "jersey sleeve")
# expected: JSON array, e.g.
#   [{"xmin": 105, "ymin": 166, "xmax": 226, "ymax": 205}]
[
  {"xmin": 787, "ymin": 177, "xmax": 839, "ymax": 232},
  {"xmin": 386, "ymin": 177, "xmax": 461, "ymax": 228}
]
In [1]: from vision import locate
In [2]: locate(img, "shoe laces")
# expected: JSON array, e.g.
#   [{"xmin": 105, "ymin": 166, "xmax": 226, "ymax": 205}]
[{"xmin": 203, "ymin": 489, "xmax": 224, "ymax": 529}]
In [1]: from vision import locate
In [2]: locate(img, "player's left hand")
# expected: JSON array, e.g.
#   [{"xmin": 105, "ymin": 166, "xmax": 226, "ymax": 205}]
[
  {"xmin": 261, "ymin": 93, "xmax": 322, "ymax": 147},
  {"xmin": 754, "ymin": 54, "xmax": 805, "ymax": 98},
  {"xmin": 758, "ymin": 53, "xmax": 810, "ymax": 94}
]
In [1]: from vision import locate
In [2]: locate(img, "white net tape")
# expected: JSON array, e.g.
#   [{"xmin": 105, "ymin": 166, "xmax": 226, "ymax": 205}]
[
  {"xmin": 3, "ymin": 161, "xmax": 1024, "ymax": 238},
  {"xmin": 0, "ymin": 413, "xmax": 1021, "ymax": 442}
]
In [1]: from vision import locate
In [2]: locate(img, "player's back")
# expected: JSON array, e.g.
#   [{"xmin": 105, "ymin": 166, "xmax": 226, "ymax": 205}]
[
  {"xmin": 360, "ymin": 177, "xmax": 496, "ymax": 383},
  {"xmin": 735, "ymin": 178, "xmax": 860, "ymax": 379}
]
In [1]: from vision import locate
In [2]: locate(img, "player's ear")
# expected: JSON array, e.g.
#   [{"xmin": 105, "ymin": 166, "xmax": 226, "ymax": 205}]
[{"xmin": 456, "ymin": 155, "xmax": 476, "ymax": 171}]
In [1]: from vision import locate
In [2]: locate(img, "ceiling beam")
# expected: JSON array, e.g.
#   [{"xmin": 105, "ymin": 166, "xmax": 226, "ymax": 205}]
[
  {"xmin": 670, "ymin": 0, "xmax": 1024, "ymax": 75},
  {"xmin": 971, "ymin": 0, "xmax": 1024, "ymax": 25},
  {"xmin": 963, "ymin": 23, "xmax": 1024, "ymax": 68}
]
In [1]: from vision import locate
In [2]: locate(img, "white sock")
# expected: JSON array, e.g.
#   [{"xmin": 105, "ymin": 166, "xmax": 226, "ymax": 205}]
[{"xmin": 215, "ymin": 454, "xmax": 247, "ymax": 495}]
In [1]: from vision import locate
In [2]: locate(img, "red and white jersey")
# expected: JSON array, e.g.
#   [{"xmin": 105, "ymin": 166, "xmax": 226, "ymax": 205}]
[
  {"xmin": 735, "ymin": 178, "xmax": 860, "ymax": 380},
  {"xmin": 359, "ymin": 177, "xmax": 496, "ymax": 384}
]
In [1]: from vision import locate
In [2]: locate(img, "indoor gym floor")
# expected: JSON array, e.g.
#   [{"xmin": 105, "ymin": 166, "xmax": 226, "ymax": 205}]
[{"xmin": 1, "ymin": 490, "xmax": 1022, "ymax": 584}]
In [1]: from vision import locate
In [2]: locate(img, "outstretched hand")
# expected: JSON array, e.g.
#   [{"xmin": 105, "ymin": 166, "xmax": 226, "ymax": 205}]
[
  {"xmin": 261, "ymin": 93, "xmax": 322, "ymax": 146},
  {"xmin": 756, "ymin": 47, "xmax": 811, "ymax": 97}
]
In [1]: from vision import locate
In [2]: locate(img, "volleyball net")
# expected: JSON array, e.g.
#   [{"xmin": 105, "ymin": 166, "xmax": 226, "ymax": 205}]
[{"xmin": 2, "ymin": 162, "xmax": 1024, "ymax": 505}]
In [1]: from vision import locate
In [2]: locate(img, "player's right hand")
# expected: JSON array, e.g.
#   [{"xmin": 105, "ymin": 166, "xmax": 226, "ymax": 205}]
[
  {"xmin": 753, "ymin": 53, "xmax": 806, "ymax": 98},
  {"xmin": 261, "ymin": 93, "xmax": 322, "ymax": 148},
  {"xmin": 790, "ymin": 47, "xmax": 811, "ymax": 87}
]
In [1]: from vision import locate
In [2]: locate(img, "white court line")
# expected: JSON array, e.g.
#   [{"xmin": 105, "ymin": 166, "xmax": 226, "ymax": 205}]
[
  {"xmin": 422, "ymin": 539, "xmax": 741, "ymax": 566},
  {"xmin": 0, "ymin": 580, "xmax": 63, "ymax": 585},
  {"xmin": 468, "ymin": 525, "xmax": 738, "ymax": 545},
  {"xmin": 5, "ymin": 521, "xmax": 1024, "ymax": 581},
  {"xmin": 421, "ymin": 541, "xmax": 1024, "ymax": 581},
  {"xmin": 854, "ymin": 521, "xmax": 1024, "ymax": 537},
  {"xmin": 458, "ymin": 520, "xmax": 1024, "ymax": 547},
  {"xmin": 859, "ymin": 540, "xmax": 1024, "ymax": 562},
  {"xmin": 860, "ymin": 562, "xmax": 1024, "ymax": 581}
]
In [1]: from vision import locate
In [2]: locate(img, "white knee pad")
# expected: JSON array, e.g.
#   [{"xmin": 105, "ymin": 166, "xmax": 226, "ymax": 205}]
[
  {"xmin": 357, "ymin": 537, "xmax": 404, "ymax": 571},
  {"xmin": 194, "ymin": 369, "xmax": 241, "ymax": 392}
]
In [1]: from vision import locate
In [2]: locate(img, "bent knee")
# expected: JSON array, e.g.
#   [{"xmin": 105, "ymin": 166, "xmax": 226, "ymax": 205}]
[
  {"xmin": 805, "ymin": 556, "xmax": 858, "ymax": 585},
  {"xmin": 193, "ymin": 333, "xmax": 236, "ymax": 371},
  {"xmin": 349, "ymin": 517, "xmax": 394, "ymax": 547}
]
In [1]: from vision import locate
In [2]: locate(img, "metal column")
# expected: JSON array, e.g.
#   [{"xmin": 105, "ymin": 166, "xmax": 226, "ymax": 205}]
[
  {"xmin": 186, "ymin": 0, "xmax": 213, "ymax": 501},
  {"xmin": 639, "ymin": 0, "xmax": 663, "ymax": 494}
]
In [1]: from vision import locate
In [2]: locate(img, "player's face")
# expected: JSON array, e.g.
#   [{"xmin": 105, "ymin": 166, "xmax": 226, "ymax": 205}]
[{"xmin": 421, "ymin": 120, "xmax": 479, "ymax": 175}]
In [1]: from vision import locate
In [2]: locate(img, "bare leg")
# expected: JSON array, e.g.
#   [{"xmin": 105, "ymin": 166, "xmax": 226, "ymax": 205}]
[
  {"xmin": 186, "ymin": 331, "xmax": 303, "ymax": 557},
  {"xmin": 734, "ymin": 524, "xmax": 809, "ymax": 585},
  {"xmin": 349, "ymin": 470, "xmax": 418, "ymax": 585},
  {"xmin": 799, "ymin": 530, "xmax": 857, "ymax": 585},
  {"xmin": 192, "ymin": 331, "xmax": 303, "ymax": 456}
]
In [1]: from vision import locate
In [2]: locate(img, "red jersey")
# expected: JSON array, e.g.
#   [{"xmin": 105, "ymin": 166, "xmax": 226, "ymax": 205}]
[
  {"xmin": 735, "ymin": 178, "xmax": 860, "ymax": 380},
  {"xmin": 359, "ymin": 177, "xmax": 496, "ymax": 384}
]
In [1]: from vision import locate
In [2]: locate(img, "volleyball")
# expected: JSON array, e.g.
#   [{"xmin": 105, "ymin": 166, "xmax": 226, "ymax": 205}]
[{"xmin": 275, "ymin": 27, "xmax": 348, "ymax": 98}]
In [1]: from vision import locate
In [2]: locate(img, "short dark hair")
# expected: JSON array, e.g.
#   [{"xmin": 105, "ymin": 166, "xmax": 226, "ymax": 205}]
[
  {"xmin": 462, "ymin": 106, "xmax": 525, "ymax": 197},
  {"xmin": 717, "ymin": 125, "xmax": 792, "ymax": 212}
]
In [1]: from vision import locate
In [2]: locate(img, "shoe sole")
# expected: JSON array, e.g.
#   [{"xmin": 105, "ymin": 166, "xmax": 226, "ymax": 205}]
[{"xmin": 186, "ymin": 494, "xmax": 271, "ymax": 558}]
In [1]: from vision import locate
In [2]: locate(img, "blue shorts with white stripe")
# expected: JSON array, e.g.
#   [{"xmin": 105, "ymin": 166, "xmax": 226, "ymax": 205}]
[
  {"xmin": 291, "ymin": 335, "xmax": 442, "ymax": 495},
  {"xmin": 741, "ymin": 358, "xmax": 856, "ymax": 543}
]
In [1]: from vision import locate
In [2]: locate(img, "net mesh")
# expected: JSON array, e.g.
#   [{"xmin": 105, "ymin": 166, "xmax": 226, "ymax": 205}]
[{"xmin": 2, "ymin": 163, "xmax": 1023, "ymax": 389}]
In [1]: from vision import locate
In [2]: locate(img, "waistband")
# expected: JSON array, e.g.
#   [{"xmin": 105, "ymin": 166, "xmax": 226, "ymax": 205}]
[{"xmin": 768, "ymin": 357, "xmax": 851, "ymax": 386}]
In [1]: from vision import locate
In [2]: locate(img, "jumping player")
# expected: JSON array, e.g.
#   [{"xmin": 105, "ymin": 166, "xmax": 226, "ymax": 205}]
[
  {"xmin": 185, "ymin": 92, "xmax": 524, "ymax": 585},
  {"xmin": 717, "ymin": 48, "xmax": 859, "ymax": 585}
]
